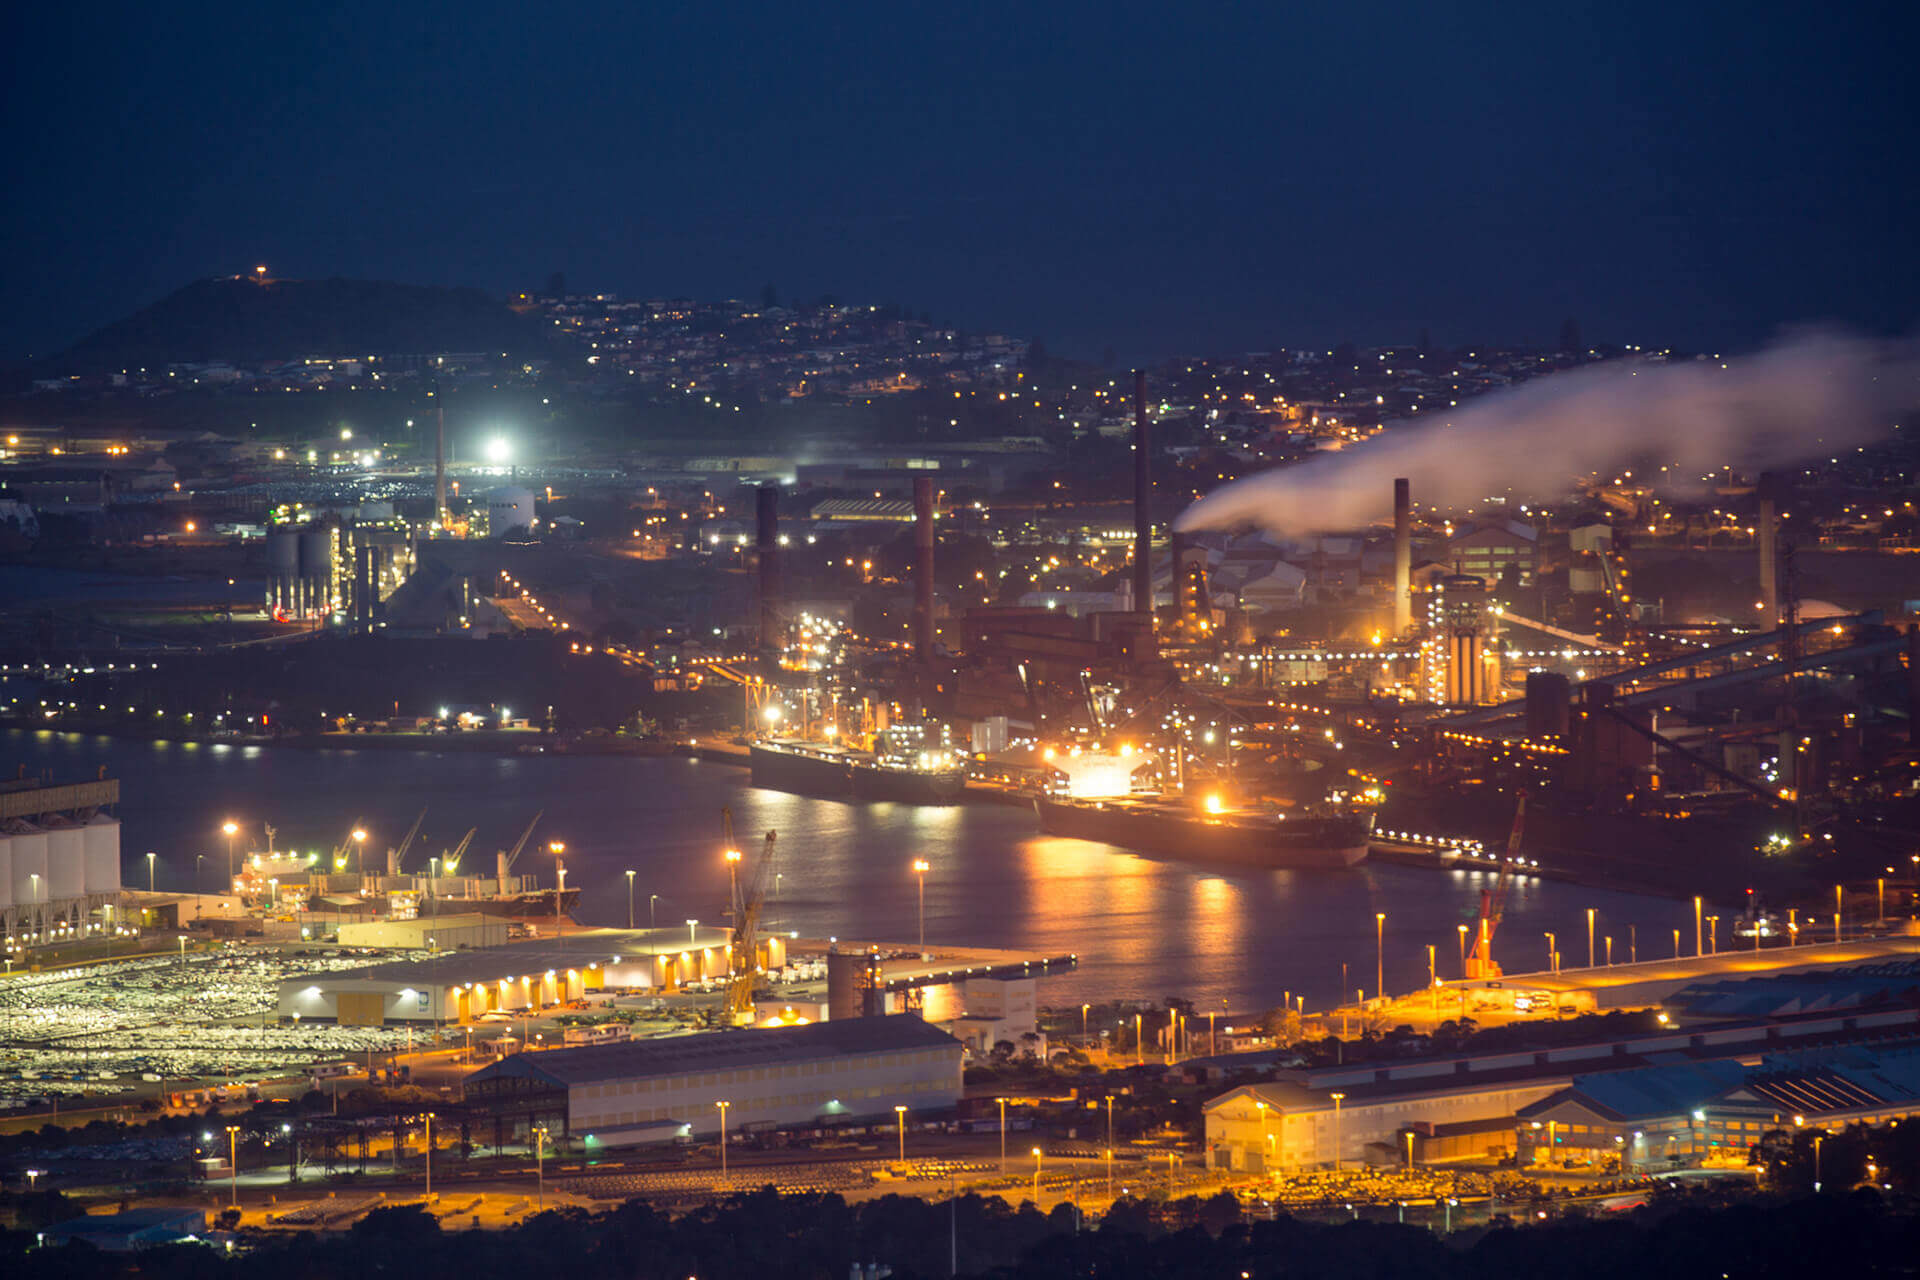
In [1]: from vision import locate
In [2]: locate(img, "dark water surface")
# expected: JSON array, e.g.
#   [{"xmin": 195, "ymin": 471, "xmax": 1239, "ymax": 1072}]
[{"xmin": 5, "ymin": 729, "xmax": 1701, "ymax": 1013}]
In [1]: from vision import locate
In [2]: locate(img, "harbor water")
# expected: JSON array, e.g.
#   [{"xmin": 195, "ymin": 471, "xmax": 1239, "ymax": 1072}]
[{"xmin": 5, "ymin": 728, "xmax": 1705, "ymax": 1015}]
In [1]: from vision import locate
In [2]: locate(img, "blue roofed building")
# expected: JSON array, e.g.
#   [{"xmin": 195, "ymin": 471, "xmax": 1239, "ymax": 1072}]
[{"xmin": 1516, "ymin": 1040, "xmax": 1920, "ymax": 1171}]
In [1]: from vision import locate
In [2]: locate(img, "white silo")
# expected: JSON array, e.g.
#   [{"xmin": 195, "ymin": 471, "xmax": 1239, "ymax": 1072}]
[
  {"xmin": 488, "ymin": 487, "xmax": 537, "ymax": 538},
  {"xmin": 11, "ymin": 829, "xmax": 49, "ymax": 908},
  {"xmin": 83, "ymin": 818, "xmax": 121, "ymax": 896},
  {"xmin": 47, "ymin": 826, "xmax": 85, "ymax": 900}
]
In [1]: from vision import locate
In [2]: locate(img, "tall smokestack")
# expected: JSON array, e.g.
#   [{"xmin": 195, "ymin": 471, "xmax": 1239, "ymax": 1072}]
[
  {"xmin": 1132, "ymin": 369, "xmax": 1153, "ymax": 616},
  {"xmin": 756, "ymin": 485, "xmax": 780, "ymax": 660},
  {"xmin": 1393, "ymin": 477, "xmax": 1412, "ymax": 634},
  {"xmin": 1757, "ymin": 470, "xmax": 1782, "ymax": 629},
  {"xmin": 913, "ymin": 475, "xmax": 936, "ymax": 663},
  {"xmin": 433, "ymin": 378, "xmax": 447, "ymax": 527}
]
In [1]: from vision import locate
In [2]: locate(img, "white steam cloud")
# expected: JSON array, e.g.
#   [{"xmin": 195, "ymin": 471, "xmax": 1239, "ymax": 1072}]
[{"xmin": 1173, "ymin": 329, "xmax": 1920, "ymax": 536}]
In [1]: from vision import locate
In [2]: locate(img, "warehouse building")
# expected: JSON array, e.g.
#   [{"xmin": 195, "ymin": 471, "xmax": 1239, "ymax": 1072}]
[
  {"xmin": 462, "ymin": 1013, "xmax": 963, "ymax": 1150},
  {"xmin": 1515, "ymin": 1040, "xmax": 1920, "ymax": 1171},
  {"xmin": 1204, "ymin": 1003, "xmax": 1920, "ymax": 1174},
  {"xmin": 276, "ymin": 927, "xmax": 738, "ymax": 1025}
]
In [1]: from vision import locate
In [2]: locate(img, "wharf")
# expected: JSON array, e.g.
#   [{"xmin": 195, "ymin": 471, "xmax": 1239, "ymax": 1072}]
[{"xmin": 785, "ymin": 937, "xmax": 1077, "ymax": 991}]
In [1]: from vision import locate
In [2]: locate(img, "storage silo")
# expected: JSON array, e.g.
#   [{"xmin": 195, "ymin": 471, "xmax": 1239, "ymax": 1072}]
[
  {"xmin": 83, "ymin": 818, "xmax": 121, "ymax": 896},
  {"xmin": 299, "ymin": 524, "xmax": 335, "ymax": 613},
  {"xmin": 47, "ymin": 826, "xmax": 85, "ymax": 900},
  {"xmin": 0, "ymin": 836, "xmax": 13, "ymax": 911},
  {"xmin": 10, "ymin": 829, "xmax": 49, "ymax": 907},
  {"xmin": 267, "ymin": 527, "xmax": 300, "ymax": 613},
  {"xmin": 488, "ymin": 487, "xmax": 537, "ymax": 538}
]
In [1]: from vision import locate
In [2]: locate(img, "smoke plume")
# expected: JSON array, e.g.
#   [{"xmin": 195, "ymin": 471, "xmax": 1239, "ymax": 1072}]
[{"xmin": 1173, "ymin": 329, "xmax": 1920, "ymax": 536}]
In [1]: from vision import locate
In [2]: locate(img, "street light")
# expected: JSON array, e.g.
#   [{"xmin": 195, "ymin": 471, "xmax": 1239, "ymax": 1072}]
[
  {"xmin": 147, "ymin": 850, "xmax": 156, "ymax": 893},
  {"xmin": 895, "ymin": 1104, "xmax": 908, "ymax": 1162},
  {"xmin": 533, "ymin": 1124, "xmax": 549, "ymax": 1209},
  {"xmin": 1457, "ymin": 923, "xmax": 1468, "ymax": 978},
  {"xmin": 1375, "ymin": 912, "xmax": 1386, "ymax": 999},
  {"xmin": 1031, "ymin": 1147, "xmax": 1043, "ymax": 1205},
  {"xmin": 352, "ymin": 828, "xmax": 367, "ymax": 878},
  {"xmin": 650, "ymin": 893, "xmax": 659, "ymax": 931},
  {"xmin": 716, "ymin": 1101, "xmax": 731, "ymax": 1184},
  {"xmin": 998, "ymin": 1098, "xmax": 1008, "ymax": 1172},
  {"xmin": 1545, "ymin": 931, "xmax": 1557, "ymax": 974},
  {"xmin": 222, "ymin": 821, "xmax": 239, "ymax": 889},
  {"xmin": 226, "ymin": 1125, "xmax": 241, "ymax": 1207},
  {"xmin": 1586, "ymin": 907, "xmax": 1596, "ymax": 969},
  {"xmin": 912, "ymin": 858, "xmax": 930, "ymax": 951},
  {"xmin": 625, "ymin": 870, "xmax": 636, "ymax": 929},
  {"xmin": 724, "ymin": 847, "xmax": 742, "ymax": 919},
  {"xmin": 1330, "ymin": 1092, "xmax": 1345, "ymax": 1172}
]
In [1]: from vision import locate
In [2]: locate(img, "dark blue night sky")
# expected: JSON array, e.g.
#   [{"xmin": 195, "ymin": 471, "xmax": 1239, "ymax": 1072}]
[{"xmin": 5, "ymin": 0, "xmax": 1915, "ymax": 361}]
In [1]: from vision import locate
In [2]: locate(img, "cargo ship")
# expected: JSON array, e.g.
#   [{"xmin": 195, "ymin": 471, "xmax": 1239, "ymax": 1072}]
[
  {"xmin": 1035, "ymin": 794, "xmax": 1373, "ymax": 869},
  {"xmin": 750, "ymin": 735, "xmax": 967, "ymax": 805}
]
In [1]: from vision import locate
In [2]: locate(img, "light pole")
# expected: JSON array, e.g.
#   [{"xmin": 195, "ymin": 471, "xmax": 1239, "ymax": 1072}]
[
  {"xmin": 1331, "ymin": 1092, "xmax": 1344, "ymax": 1172},
  {"xmin": 1457, "ymin": 923, "xmax": 1468, "ymax": 978},
  {"xmin": 998, "ymin": 1098, "xmax": 1008, "ymax": 1172},
  {"xmin": 1813, "ymin": 1133, "xmax": 1824, "ymax": 1192},
  {"xmin": 226, "ymin": 1125, "xmax": 240, "ymax": 1207},
  {"xmin": 1586, "ymin": 907, "xmax": 1596, "ymax": 968},
  {"xmin": 625, "ymin": 870, "xmax": 635, "ymax": 929},
  {"xmin": 1708, "ymin": 915, "xmax": 1719, "ymax": 955},
  {"xmin": 222, "ymin": 821, "xmax": 239, "ymax": 890},
  {"xmin": 1031, "ymin": 1147, "xmax": 1043, "ymax": 1205},
  {"xmin": 353, "ymin": 828, "xmax": 367, "ymax": 880},
  {"xmin": 912, "ymin": 859, "xmax": 930, "ymax": 951},
  {"xmin": 1545, "ymin": 931, "xmax": 1556, "ymax": 974},
  {"xmin": 724, "ymin": 846, "xmax": 742, "ymax": 921},
  {"xmin": 1135, "ymin": 1012, "xmax": 1143, "ymax": 1066},
  {"xmin": 1374, "ymin": 912, "xmax": 1386, "ymax": 999},
  {"xmin": 650, "ymin": 894, "xmax": 659, "ymax": 931},
  {"xmin": 716, "ymin": 1100, "xmax": 731, "ymax": 1184},
  {"xmin": 1081, "ymin": 1003, "xmax": 1090, "ymax": 1042},
  {"xmin": 1835, "ymin": 884, "xmax": 1844, "ymax": 942},
  {"xmin": 423, "ymin": 1113, "xmax": 433, "ymax": 1198},
  {"xmin": 196, "ymin": 854, "xmax": 204, "ymax": 891},
  {"xmin": 1694, "ymin": 895, "xmax": 1703, "ymax": 955},
  {"xmin": 549, "ymin": 842, "xmax": 567, "ymax": 944},
  {"xmin": 895, "ymin": 1104, "xmax": 908, "ymax": 1162},
  {"xmin": 1673, "ymin": 927, "xmax": 1681, "ymax": 958},
  {"xmin": 534, "ymin": 1125, "xmax": 548, "ymax": 1208},
  {"xmin": 1105, "ymin": 1095, "xmax": 1115, "ymax": 1199},
  {"xmin": 147, "ymin": 851, "xmax": 156, "ymax": 894}
]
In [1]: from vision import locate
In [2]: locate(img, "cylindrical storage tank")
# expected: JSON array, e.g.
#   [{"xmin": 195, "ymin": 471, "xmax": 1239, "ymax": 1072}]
[
  {"xmin": 47, "ymin": 827, "xmax": 85, "ymax": 900},
  {"xmin": 488, "ymin": 487, "xmax": 536, "ymax": 538},
  {"xmin": 0, "ymin": 837, "xmax": 13, "ymax": 910},
  {"xmin": 11, "ymin": 830, "xmax": 49, "ymax": 907},
  {"xmin": 268, "ymin": 528, "xmax": 300, "ymax": 612},
  {"xmin": 83, "ymin": 819, "xmax": 121, "ymax": 896},
  {"xmin": 299, "ymin": 526, "xmax": 334, "ymax": 612}
]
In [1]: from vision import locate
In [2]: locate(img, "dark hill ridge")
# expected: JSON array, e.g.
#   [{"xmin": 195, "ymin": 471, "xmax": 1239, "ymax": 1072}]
[{"xmin": 56, "ymin": 276, "xmax": 543, "ymax": 371}]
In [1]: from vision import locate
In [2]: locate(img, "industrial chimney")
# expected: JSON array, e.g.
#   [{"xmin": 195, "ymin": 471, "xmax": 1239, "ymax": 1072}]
[
  {"xmin": 913, "ymin": 475, "xmax": 936, "ymax": 663},
  {"xmin": 1757, "ymin": 470, "xmax": 1783, "ymax": 629},
  {"xmin": 1393, "ymin": 477, "xmax": 1412, "ymax": 634},
  {"xmin": 1132, "ymin": 369, "xmax": 1153, "ymax": 617},
  {"xmin": 756, "ymin": 485, "xmax": 780, "ymax": 660},
  {"xmin": 433, "ymin": 378, "xmax": 447, "ymax": 527}
]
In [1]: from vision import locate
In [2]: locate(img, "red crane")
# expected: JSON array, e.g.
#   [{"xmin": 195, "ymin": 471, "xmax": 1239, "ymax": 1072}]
[{"xmin": 1464, "ymin": 793, "xmax": 1527, "ymax": 980}]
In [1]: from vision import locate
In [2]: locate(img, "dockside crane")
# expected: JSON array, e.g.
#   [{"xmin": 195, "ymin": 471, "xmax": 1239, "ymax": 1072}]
[
  {"xmin": 723, "ymin": 809, "xmax": 779, "ymax": 1026},
  {"xmin": 389, "ymin": 807, "xmax": 427, "ymax": 874},
  {"xmin": 496, "ymin": 810, "xmax": 544, "ymax": 888},
  {"xmin": 442, "ymin": 828, "xmax": 476, "ymax": 876},
  {"xmin": 1464, "ymin": 793, "xmax": 1526, "ymax": 980}
]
